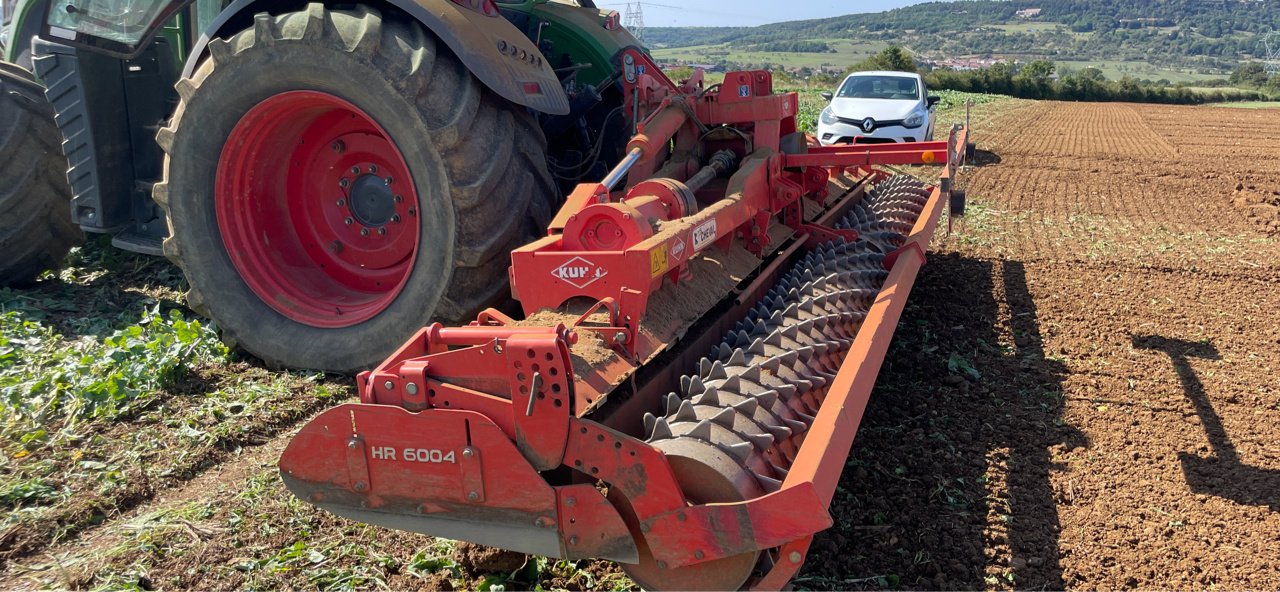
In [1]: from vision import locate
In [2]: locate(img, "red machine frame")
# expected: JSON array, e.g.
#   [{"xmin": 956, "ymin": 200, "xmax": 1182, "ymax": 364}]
[{"xmin": 280, "ymin": 48, "xmax": 971, "ymax": 590}]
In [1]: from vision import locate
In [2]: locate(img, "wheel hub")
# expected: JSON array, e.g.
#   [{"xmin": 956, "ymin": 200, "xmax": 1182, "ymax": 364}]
[{"xmin": 347, "ymin": 170, "xmax": 397, "ymax": 228}]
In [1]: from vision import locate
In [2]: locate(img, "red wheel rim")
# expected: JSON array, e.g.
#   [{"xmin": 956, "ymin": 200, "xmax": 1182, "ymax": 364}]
[{"xmin": 215, "ymin": 91, "xmax": 421, "ymax": 328}]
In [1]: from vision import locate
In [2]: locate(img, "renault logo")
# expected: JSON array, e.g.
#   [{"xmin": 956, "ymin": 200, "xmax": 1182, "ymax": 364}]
[{"xmin": 861, "ymin": 118, "xmax": 876, "ymax": 133}]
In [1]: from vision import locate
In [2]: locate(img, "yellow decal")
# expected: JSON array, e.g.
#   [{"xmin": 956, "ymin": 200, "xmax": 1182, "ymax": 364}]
[{"xmin": 650, "ymin": 243, "xmax": 670, "ymax": 278}]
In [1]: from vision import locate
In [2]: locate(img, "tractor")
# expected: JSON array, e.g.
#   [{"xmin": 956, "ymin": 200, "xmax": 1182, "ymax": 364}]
[
  {"xmin": 7, "ymin": 1, "xmax": 978, "ymax": 588},
  {"xmin": 2, "ymin": 0, "xmax": 633, "ymax": 371}
]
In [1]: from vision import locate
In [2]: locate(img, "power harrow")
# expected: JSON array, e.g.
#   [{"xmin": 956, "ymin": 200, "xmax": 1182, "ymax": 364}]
[{"xmin": 280, "ymin": 50, "xmax": 972, "ymax": 590}]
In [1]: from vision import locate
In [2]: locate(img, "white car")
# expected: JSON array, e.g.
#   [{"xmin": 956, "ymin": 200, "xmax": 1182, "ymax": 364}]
[{"xmin": 817, "ymin": 71, "xmax": 939, "ymax": 145}]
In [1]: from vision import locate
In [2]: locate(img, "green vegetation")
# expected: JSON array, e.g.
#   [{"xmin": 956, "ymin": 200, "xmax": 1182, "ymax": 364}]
[
  {"xmin": 648, "ymin": 0, "xmax": 1280, "ymax": 82},
  {"xmin": 1218, "ymin": 101, "xmax": 1280, "ymax": 109}
]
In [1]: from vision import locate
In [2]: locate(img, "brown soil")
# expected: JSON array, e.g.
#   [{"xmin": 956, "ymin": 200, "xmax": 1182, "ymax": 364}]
[
  {"xmin": 5, "ymin": 99, "xmax": 1278, "ymax": 591},
  {"xmin": 800, "ymin": 101, "xmax": 1280, "ymax": 590},
  {"xmin": 453, "ymin": 542, "xmax": 528, "ymax": 574}
]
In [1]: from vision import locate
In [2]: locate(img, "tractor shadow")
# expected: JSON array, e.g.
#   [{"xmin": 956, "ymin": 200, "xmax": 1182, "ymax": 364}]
[
  {"xmin": 798, "ymin": 255, "xmax": 1085, "ymax": 590},
  {"xmin": 2, "ymin": 235, "xmax": 188, "ymax": 340},
  {"xmin": 1132, "ymin": 335, "xmax": 1280, "ymax": 512},
  {"xmin": 970, "ymin": 149, "xmax": 1002, "ymax": 167}
]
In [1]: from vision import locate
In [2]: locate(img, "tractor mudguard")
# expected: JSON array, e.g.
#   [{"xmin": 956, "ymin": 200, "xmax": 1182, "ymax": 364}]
[
  {"xmin": 183, "ymin": 0, "xmax": 570, "ymax": 115},
  {"xmin": 39, "ymin": 0, "xmax": 568, "ymax": 114}
]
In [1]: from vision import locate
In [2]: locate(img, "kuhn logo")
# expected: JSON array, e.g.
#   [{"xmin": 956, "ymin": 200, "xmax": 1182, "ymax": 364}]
[{"xmin": 552, "ymin": 257, "xmax": 607, "ymax": 289}]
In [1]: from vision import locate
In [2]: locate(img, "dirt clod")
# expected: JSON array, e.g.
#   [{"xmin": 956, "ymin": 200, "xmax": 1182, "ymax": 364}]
[{"xmin": 453, "ymin": 542, "xmax": 528, "ymax": 575}]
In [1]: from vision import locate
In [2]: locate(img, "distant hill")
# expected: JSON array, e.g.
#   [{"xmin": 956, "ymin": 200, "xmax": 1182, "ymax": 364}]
[{"xmin": 646, "ymin": 0, "xmax": 1280, "ymax": 76}]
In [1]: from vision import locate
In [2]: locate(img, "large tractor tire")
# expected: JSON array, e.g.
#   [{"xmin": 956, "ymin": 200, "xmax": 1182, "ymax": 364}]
[
  {"xmin": 156, "ymin": 4, "xmax": 556, "ymax": 372},
  {"xmin": 0, "ymin": 61, "xmax": 80, "ymax": 286}
]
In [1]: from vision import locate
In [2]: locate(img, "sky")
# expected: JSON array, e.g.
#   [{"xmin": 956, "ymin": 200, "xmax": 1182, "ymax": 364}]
[{"xmin": 595, "ymin": 1, "xmax": 948, "ymax": 28}]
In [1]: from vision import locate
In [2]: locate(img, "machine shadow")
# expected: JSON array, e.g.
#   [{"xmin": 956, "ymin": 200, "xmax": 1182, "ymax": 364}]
[
  {"xmin": 2, "ymin": 235, "xmax": 187, "ymax": 341},
  {"xmin": 1132, "ymin": 335, "xmax": 1280, "ymax": 512},
  {"xmin": 797, "ymin": 255, "xmax": 1085, "ymax": 590}
]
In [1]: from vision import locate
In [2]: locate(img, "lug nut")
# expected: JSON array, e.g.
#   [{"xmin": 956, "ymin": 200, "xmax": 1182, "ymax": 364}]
[
  {"xmin": 361, "ymin": 228, "xmax": 371, "ymax": 237},
  {"xmin": 394, "ymin": 195, "xmax": 403, "ymax": 203},
  {"xmin": 336, "ymin": 199, "xmax": 346, "ymax": 207},
  {"xmin": 368, "ymin": 164, "xmax": 378, "ymax": 173},
  {"xmin": 344, "ymin": 217, "xmax": 354, "ymax": 226},
  {"xmin": 384, "ymin": 176, "xmax": 393, "ymax": 185},
  {"xmin": 331, "ymin": 140, "xmax": 345, "ymax": 153},
  {"xmin": 339, "ymin": 178, "xmax": 349, "ymax": 188},
  {"xmin": 351, "ymin": 166, "xmax": 361, "ymax": 175},
  {"xmin": 391, "ymin": 214, "xmax": 402, "ymax": 223},
  {"xmin": 377, "ymin": 227, "xmax": 387, "ymax": 236}
]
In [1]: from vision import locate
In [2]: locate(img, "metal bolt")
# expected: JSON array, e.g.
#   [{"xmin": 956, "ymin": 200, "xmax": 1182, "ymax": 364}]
[
  {"xmin": 347, "ymin": 440, "xmax": 358, "ymax": 449},
  {"xmin": 384, "ymin": 176, "xmax": 394, "ymax": 185},
  {"xmin": 406, "ymin": 382, "xmax": 418, "ymax": 395},
  {"xmin": 361, "ymin": 228, "xmax": 371, "ymax": 237},
  {"xmin": 416, "ymin": 504, "xmax": 428, "ymax": 514},
  {"xmin": 656, "ymin": 560, "xmax": 667, "ymax": 570},
  {"xmin": 394, "ymin": 194, "xmax": 403, "ymax": 203},
  {"xmin": 345, "ymin": 217, "xmax": 354, "ymax": 226},
  {"xmin": 354, "ymin": 481, "xmax": 367, "ymax": 492},
  {"xmin": 383, "ymin": 380, "xmax": 395, "ymax": 390},
  {"xmin": 534, "ymin": 517, "xmax": 546, "ymax": 528},
  {"xmin": 331, "ymin": 140, "xmax": 345, "ymax": 153},
  {"xmin": 378, "ymin": 227, "xmax": 387, "ymax": 236},
  {"xmin": 565, "ymin": 496, "xmax": 576, "ymax": 506},
  {"xmin": 694, "ymin": 550, "xmax": 705, "ymax": 560},
  {"xmin": 336, "ymin": 198, "xmax": 346, "ymax": 207},
  {"xmin": 613, "ymin": 331, "xmax": 628, "ymax": 344},
  {"xmin": 351, "ymin": 166, "xmax": 361, "ymax": 175},
  {"xmin": 467, "ymin": 491, "xmax": 479, "ymax": 502},
  {"xmin": 409, "ymin": 209, "xmax": 417, "ymax": 217},
  {"xmin": 789, "ymin": 551, "xmax": 803, "ymax": 564},
  {"xmin": 463, "ymin": 447, "xmax": 475, "ymax": 458},
  {"xmin": 677, "ymin": 512, "xmax": 686, "ymax": 522},
  {"xmin": 368, "ymin": 164, "xmax": 378, "ymax": 173},
  {"xmin": 569, "ymin": 535, "xmax": 579, "ymax": 545},
  {"xmin": 392, "ymin": 214, "xmax": 402, "ymax": 223},
  {"xmin": 494, "ymin": 344, "xmax": 503, "ymax": 354},
  {"xmin": 339, "ymin": 178, "xmax": 350, "ymax": 188}
]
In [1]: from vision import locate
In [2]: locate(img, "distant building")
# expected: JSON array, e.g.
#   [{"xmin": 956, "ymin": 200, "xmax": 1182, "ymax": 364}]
[{"xmin": 1015, "ymin": 8, "xmax": 1042, "ymax": 18}]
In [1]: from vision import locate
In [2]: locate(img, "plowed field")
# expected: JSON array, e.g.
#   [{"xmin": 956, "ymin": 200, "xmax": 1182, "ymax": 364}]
[{"xmin": 2, "ymin": 99, "xmax": 1277, "ymax": 591}]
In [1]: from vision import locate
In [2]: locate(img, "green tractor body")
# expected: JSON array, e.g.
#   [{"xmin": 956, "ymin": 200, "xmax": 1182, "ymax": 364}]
[{"xmin": 1, "ymin": 0, "xmax": 642, "ymax": 372}]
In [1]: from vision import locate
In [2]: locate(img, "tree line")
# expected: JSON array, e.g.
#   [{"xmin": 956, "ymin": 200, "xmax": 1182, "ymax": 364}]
[{"xmin": 846, "ymin": 47, "xmax": 1275, "ymax": 106}]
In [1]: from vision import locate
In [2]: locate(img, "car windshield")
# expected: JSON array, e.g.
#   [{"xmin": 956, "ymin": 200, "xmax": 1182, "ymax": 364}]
[{"xmin": 837, "ymin": 76, "xmax": 920, "ymax": 100}]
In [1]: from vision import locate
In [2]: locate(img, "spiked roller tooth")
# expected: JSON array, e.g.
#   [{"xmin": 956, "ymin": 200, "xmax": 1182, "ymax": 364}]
[
  {"xmin": 708, "ymin": 361, "xmax": 729, "ymax": 381},
  {"xmin": 699, "ymin": 358, "xmax": 714, "ymax": 378},
  {"xmin": 782, "ymin": 325, "xmax": 800, "ymax": 340},
  {"xmin": 782, "ymin": 303, "xmax": 801, "ymax": 319},
  {"xmin": 688, "ymin": 420, "xmax": 713, "ymax": 442},
  {"xmin": 733, "ymin": 398, "xmax": 759, "ymax": 415},
  {"xmin": 726, "ymin": 348, "xmax": 747, "ymax": 367},
  {"xmin": 748, "ymin": 338, "xmax": 768, "ymax": 355},
  {"xmin": 687, "ymin": 375, "xmax": 707, "ymax": 396},
  {"xmin": 736, "ymin": 330, "xmax": 753, "ymax": 346},
  {"xmin": 765, "ymin": 424, "xmax": 793, "ymax": 440},
  {"xmin": 644, "ymin": 412, "xmax": 657, "ymax": 436},
  {"xmin": 717, "ymin": 343, "xmax": 734, "ymax": 361},
  {"xmin": 720, "ymin": 374, "xmax": 742, "ymax": 393},
  {"xmin": 745, "ymin": 432, "xmax": 775, "ymax": 451},
  {"xmin": 695, "ymin": 387, "xmax": 721, "ymax": 406},
  {"xmin": 782, "ymin": 417, "xmax": 807, "ymax": 432},
  {"xmin": 665, "ymin": 393, "xmax": 683, "ymax": 416},
  {"xmin": 674, "ymin": 400, "xmax": 699, "ymax": 423},
  {"xmin": 710, "ymin": 407, "xmax": 737, "ymax": 428},
  {"xmin": 795, "ymin": 346, "xmax": 816, "ymax": 361},
  {"xmin": 723, "ymin": 441, "xmax": 754, "ymax": 462},
  {"xmin": 768, "ymin": 310, "xmax": 786, "ymax": 326},
  {"xmin": 741, "ymin": 365, "xmax": 762, "ymax": 383},
  {"xmin": 679, "ymin": 375, "xmax": 692, "ymax": 393},
  {"xmin": 650, "ymin": 416, "xmax": 674, "ymax": 440},
  {"xmin": 777, "ymin": 350, "xmax": 800, "ymax": 366},
  {"xmin": 761, "ymin": 357, "xmax": 782, "ymax": 374},
  {"xmin": 765, "ymin": 330, "xmax": 784, "ymax": 347},
  {"xmin": 770, "ymin": 463, "xmax": 790, "ymax": 478},
  {"xmin": 794, "ymin": 410, "xmax": 816, "ymax": 424},
  {"xmin": 756, "ymin": 390, "xmax": 778, "ymax": 409},
  {"xmin": 755, "ymin": 473, "xmax": 783, "ymax": 493}
]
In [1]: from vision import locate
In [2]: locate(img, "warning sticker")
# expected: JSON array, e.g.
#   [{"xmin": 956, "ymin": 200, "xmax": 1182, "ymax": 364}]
[
  {"xmin": 670, "ymin": 237, "xmax": 687, "ymax": 262},
  {"xmin": 692, "ymin": 220, "xmax": 718, "ymax": 250},
  {"xmin": 650, "ymin": 243, "xmax": 670, "ymax": 278}
]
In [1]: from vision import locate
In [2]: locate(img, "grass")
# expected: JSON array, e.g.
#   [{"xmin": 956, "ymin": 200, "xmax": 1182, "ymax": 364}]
[
  {"xmin": 1056, "ymin": 60, "xmax": 1226, "ymax": 84},
  {"xmin": 653, "ymin": 39, "xmax": 886, "ymax": 70},
  {"xmin": 1215, "ymin": 101, "xmax": 1280, "ymax": 109}
]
